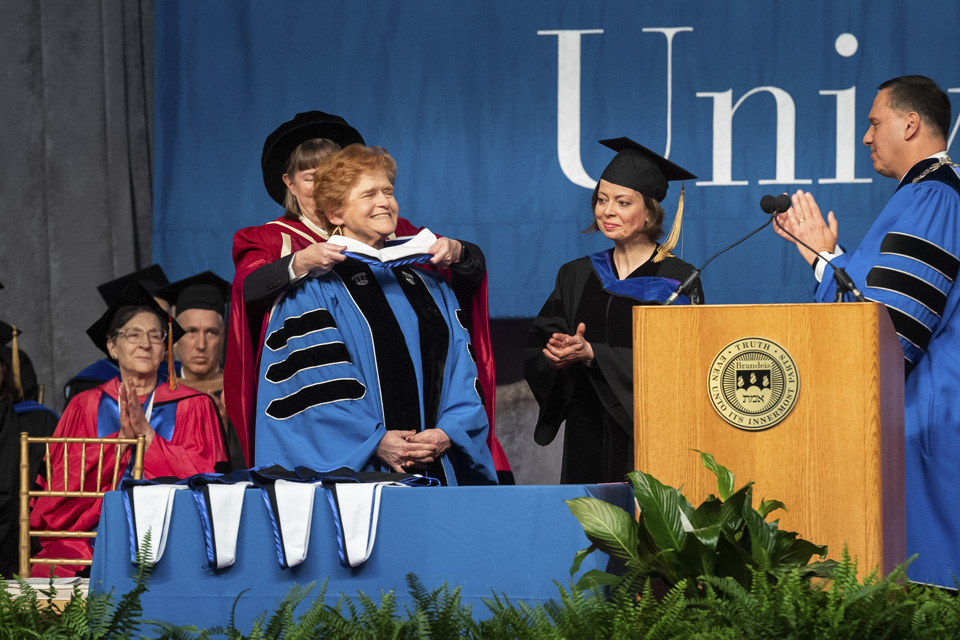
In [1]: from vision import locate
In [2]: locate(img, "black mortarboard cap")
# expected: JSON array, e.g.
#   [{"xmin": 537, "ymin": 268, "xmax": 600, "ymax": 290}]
[
  {"xmin": 86, "ymin": 281, "xmax": 183, "ymax": 357},
  {"xmin": 96, "ymin": 264, "xmax": 170, "ymax": 306},
  {"xmin": 0, "ymin": 320, "xmax": 20, "ymax": 347},
  {"xmin": 598, "ymin": 138, "xmax": 697, "ymax": 203},
  {"xmin": 261, "ymin": 111, "xmax": 365, "ymax": 206},
  {"xmin": 157, "ymin": 271, "xmax": 231, "ymax": 316}
]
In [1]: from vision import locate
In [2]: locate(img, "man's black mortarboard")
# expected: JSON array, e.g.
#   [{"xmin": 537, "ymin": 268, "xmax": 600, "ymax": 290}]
[
  {"xmin": 157, "ymin": 271, "xmax": 231, "ymax": 317},
  {"xmin": 0, "ymin": 320, "xmax": 23, "ymax": 399},
  {"xmin": 598, "ymin": 137, "xmax": 697, "ymax": 263},
  {"xmin": 0, "ymin": 280, "xmax": 4, "ymax": 291},
  {"xmin": 86, "ymin": 281, "xmax": 184, "ymax": 358},
  {"xmin": 96, "ymin": 264, "xmax": 170, "ymax": 306},
  {"xmin": 261, "ymin": 111, "xmax": 366, "ymax": 206},
  {"xmin": 598, "ymin": 138, "xmax": 697, "ymax": 203}
]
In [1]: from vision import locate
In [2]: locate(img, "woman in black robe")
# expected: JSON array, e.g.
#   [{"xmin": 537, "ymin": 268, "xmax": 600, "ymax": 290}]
[{"xmin": 525, "ymin": 138, "xmax": 704, "ymax": 484}]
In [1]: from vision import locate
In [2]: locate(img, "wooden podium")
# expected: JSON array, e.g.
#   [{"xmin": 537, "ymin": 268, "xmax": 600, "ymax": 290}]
[{"xmin": 633, "ymin": 303, "xmax": 905, "ymax": 575}]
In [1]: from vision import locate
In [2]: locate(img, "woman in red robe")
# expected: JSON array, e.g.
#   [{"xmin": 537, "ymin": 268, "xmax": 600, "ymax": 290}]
[
  {"xmin": 30, "ymin": 284, "xmax": 226, "ymax": 577},
  {"xmin": 224, "ymin": 111, "xmax": 510, "ymax": 480}
]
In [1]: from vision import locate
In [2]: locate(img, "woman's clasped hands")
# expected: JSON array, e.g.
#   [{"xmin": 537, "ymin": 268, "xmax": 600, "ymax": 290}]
[
  {"xmin": 376, "ymin": 429, "xmax": 452, "ymax": 473},
  {"xmin": 543, "ymin": 322, "xmax": 595, "ymax": 370},
  {"xmin": 117, "ymin": 379, "xmax": 156, "ymax": 450}
]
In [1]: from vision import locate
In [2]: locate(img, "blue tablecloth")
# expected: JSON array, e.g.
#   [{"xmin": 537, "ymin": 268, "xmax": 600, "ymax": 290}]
[{"xmin": 90, "ymin": 483, "xmax": 632, "ymax": 630}]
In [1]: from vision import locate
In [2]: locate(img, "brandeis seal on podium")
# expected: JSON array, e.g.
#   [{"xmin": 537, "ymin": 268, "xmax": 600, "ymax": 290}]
[{"xmin": 707, "ymin": 337, "xmax": 800, "ymax": 431}]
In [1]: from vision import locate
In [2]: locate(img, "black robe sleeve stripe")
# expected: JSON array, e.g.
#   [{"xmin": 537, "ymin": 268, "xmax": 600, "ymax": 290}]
[
  {"xmin": 265, "ymin": 342, "xmax": 352, "ymax": 383},
  {"xmin": 265, "ymin": 379, "xmax": 367, "ymax": 420},
  {"xmin": 264, "ymin": 309, "xmax": 337, "ymax": 351},
  {"xmin": 866, "ymin": 266, "xmax": 948, "ymax": 317},
  {"xmin": 880, "ymin": 231, "xmax": 960, "ymax": 282}
]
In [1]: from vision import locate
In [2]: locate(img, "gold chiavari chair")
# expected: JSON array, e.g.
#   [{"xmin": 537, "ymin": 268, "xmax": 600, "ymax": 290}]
[{"xmin": 18, "ymin": 432, "xmax": 145, "ymax": 577}]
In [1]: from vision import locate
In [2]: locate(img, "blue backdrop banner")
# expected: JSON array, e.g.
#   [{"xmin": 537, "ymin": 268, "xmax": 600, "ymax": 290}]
[{"xmin": 154, "ymin": 1, "xmax": 960, "ymax": 317}]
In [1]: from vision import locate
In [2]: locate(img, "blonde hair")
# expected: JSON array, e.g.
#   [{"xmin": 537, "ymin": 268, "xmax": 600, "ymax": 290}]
[{"xmin": 282, "ymin": 138, "xmax": 343, "ymax": 220}]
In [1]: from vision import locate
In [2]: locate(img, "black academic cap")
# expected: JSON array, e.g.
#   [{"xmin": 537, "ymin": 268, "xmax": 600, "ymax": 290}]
[
  {"xmin": 0, "ymin": 320, "xmax": 20, "ymax": 347},
  {"xmin": 598, "ymin": 138, "xmax": 697, "ymax": 203},
  {"xmin": 0, "ymin": 280, "xmax": 4, "ymax": 291},
  {"xmin": 96, "ymin": 264, "xmax": 170, "ymax": 306},
  {"xmin": 86, "ymin": 281, "xmax": 183, "ymax": 357},
  {"xmin": 157, "ymin": 271, "xmax": 231, "ymax": 317},
  {"xmin": 261, "ymin": 111, "xmax": 365, "ymax": 206}
]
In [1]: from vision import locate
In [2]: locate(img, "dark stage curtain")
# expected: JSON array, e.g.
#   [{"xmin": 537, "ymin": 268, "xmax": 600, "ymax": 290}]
[{"xmin": 0, "ymin": 0, "xmax": 154, "ymax": 412}]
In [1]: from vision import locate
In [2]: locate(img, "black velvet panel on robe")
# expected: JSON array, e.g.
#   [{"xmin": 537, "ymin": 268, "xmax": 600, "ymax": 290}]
[{"xmin": 334, "ymin": 260, "xmax": 453, "ymax": 485}]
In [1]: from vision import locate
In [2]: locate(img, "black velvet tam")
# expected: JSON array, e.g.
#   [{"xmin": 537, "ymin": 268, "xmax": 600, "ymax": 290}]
[{"xmin": 261, "ymin": 111, "xmax": 365, "ymax": 206}]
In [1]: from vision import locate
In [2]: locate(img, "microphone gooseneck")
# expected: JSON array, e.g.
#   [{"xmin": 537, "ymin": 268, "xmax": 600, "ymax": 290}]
[
  {"xmin": 766, "ymin": 195, "xmax": 867, "ymax": 302},
  {"xmin": 662, "ymin": 213, "xmax": 772, "ymax": 306}
]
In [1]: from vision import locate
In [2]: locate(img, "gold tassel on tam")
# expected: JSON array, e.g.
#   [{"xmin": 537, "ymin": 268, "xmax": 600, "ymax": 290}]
[
  {"xmin": 167, "ymin": 316, "xmax": 179, "ymax": 390},
  {"xmin": 653, "ymin": 184, "xmax": 685, "ymax": 263},
  {"xmin": 10, "ymin": 325, "xmax": 23, "ymax": 400}
]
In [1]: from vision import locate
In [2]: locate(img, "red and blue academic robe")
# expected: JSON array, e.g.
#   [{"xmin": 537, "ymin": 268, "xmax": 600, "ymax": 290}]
[
  {"xmin": 29, "ymin": 378, "xmax": 226, "ymax": 577},
  {"xmin": 224, "ymin": 215, "xmax": 510, "ymax": 479}
]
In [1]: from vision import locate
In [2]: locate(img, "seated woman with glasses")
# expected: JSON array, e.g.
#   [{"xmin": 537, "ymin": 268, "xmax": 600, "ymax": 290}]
[{"xmin": 29, "ymin": 283, "xmax": 225, "ymax": 577}]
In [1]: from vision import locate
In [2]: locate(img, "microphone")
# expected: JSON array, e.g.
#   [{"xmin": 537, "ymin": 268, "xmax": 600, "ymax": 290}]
[
  {"xmin": 760, "ymin": 194, "xmax": 792, "ymax": 214},
  {"xmin": 662, "ymin": 208, "xmax": 775, "ymax": 306},
  {"xmin": 765, "ymin": 194, "xmax": 867, "ymax": 302}
]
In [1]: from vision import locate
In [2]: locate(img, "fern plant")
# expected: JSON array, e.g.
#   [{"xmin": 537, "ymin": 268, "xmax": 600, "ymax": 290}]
[{"xmin": 0, "ymin": 530, "xmax": 155, "ymax": 640}]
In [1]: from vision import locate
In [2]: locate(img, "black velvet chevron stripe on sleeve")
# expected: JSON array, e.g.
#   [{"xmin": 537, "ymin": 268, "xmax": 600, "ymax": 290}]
[
  {"xmin": 264, "ymin": 309, "xmax": 337, "ymax": 351},
  {"xmin": 866, "ymin": 266, "xmax": 948, "ymax": 317},
  {"xmin": 264, "ymin": 342, "xmax": 352, "ymax": 383},
  {"xmin": 265, "ymin": 379, "xmax": 367, "ymax": 420},
  {"xmin": 879, "ymin": 232, "xmax": 960, "ymax": 282}
]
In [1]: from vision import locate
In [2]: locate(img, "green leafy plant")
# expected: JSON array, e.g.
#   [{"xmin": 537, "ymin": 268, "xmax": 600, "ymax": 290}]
[
  {"xmin": 5, "ymin": 561, "xmax": 960, "ymax": 638},
  {"xmin": 566, "ymin": 451, "xmax": 837, "ymax": 598}
]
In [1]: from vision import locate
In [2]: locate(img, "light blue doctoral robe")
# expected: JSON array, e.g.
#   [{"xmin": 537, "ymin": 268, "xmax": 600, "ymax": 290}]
[{"xmin": 255, "ymin": 258, "xmax": 497, "ymax": 486}]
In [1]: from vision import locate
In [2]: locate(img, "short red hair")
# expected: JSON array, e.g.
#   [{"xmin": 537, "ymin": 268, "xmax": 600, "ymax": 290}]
[{"xmin": 312, "ymin": 145, "xmax": 398, "ymax": 233}]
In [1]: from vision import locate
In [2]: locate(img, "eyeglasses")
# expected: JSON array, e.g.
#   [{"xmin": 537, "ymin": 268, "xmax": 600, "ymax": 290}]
[{"xmin": 115, "ymin": 329, "xmax": 167, "ymax": 345}]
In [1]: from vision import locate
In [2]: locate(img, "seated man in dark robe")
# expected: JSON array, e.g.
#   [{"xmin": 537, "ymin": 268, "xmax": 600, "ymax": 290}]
[{"xmin": 157, "ymin": 271, "xmax": 245, "ymax": 470}]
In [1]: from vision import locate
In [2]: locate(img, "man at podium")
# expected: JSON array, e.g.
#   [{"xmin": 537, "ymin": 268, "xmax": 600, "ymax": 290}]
[{"xmin": 773, "ymin": 75, "xmax": 960, "ymax": 587}]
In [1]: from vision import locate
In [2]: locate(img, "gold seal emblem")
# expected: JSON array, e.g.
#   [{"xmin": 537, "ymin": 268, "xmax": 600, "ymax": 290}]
[{"xmin": 707, "ymin": 337, "xmax": 800, "ymax": 431}]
